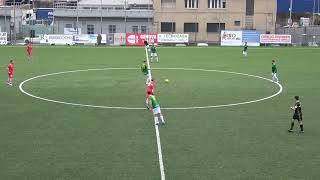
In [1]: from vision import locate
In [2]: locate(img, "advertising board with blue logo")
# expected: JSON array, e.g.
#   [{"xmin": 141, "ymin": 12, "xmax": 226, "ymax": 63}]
[
  {"xmin": 74, "ymin": 34, "xmax": 107, "ymax": 44},
  {"xmin": 221, "ymin": 30, "xmax": 260, "ymax": 46},
  {"xmin": 242, "ymin": 30, "xmax": 260, "ymax": 46},
  {"xmin": 36, "ymin": 8, "xmax": 53, "ymax": 20}
]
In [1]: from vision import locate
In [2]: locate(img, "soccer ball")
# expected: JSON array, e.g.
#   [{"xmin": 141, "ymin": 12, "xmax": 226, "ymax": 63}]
[{"xmin": 165, "ymin": 79, "xmax": 169, "ymax": 83}]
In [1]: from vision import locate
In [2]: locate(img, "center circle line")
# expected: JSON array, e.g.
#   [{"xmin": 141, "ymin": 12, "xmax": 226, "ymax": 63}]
[{"xmin": 18, "ymin": 67, "xmax": 283, "ymax": 110}]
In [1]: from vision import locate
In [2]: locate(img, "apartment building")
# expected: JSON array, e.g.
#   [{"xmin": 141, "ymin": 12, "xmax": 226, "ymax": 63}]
[{"xmin": 154, "ymin": 0, "xmax": 277, "ymax": 42}]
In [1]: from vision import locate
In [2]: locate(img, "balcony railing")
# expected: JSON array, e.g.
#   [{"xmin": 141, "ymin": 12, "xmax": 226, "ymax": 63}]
[
  {"xmin": 53, "ymin": 8, "xmax": 153, "ymax": 18},
  {"xmin": 53, "ymin": 3, "xmax": 153, "ymax": 10}
]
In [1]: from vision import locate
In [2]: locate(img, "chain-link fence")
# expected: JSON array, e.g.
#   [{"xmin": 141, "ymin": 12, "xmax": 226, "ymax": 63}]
[{"xmin": 276, "ymin": 26, "xmax": 320, "ymax": 46}]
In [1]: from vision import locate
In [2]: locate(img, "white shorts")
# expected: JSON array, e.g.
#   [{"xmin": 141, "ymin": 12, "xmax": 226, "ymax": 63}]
[
  {"xmin": 151, "ymin": 53, "xmax": 157, "ymax": 57},
  {"xmin": 152, "ymin": 106, "xmax": 161, "ymax": 115}
]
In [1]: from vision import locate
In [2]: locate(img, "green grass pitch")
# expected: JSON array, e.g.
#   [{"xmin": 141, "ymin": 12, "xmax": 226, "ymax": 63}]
[{"xmin": 0, "ymin": 46, "xmax": 319, "ymax": 180}]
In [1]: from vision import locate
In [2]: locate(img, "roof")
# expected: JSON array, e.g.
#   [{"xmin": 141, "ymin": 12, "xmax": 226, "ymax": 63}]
[{"xmin": 78, "ymin": 0, "xmax": 152, "ymax": 5}]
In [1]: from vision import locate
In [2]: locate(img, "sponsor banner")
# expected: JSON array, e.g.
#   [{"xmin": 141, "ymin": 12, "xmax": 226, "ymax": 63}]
[
  {"xmin": 260, "ymin": 34, "xmax": 292, "ymax": 44},
  {"xmin": 158, "ymin": 34, "xmax": 189, "ymax": 43},
  {"xmin": 74, "ymin": 34, "xmax": 106, "ymax": 44},
  {"xmin": 39, "ymin": 34, "xmax": 49, "ymax": 44},
  {"xmin": 126, "ymin": 33, "xmax": 158, "ymax": 46},
  {"xmin": 0, "ymin": 32, "xmax": 7, "ymax": 45},
  {"xmin": 242, "ymin": 30, "xmax": 260, "ymax": 46},
  {"xmin": 47, "ymin": 34, "xmax": 74, "ymax": 45},
  {"xmin": 221, "ymin": 30, "xmax": 243, "ymax": 46},
  {"xmin": 107, "ymin": 34, "xmax": 114, "ymax": 45},
  {"xmin": 113, "ymin": 33, "xmax": 126, "ymax": 45},
  {"xmin": 36, "ymin": 8, "xmax": 53, "ymax": 20},
  {"xmin": 64, "ymin": 28, "xmax": 81, "ymax": 35}
]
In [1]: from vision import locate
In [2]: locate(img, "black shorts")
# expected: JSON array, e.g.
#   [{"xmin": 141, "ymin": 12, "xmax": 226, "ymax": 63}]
[{"xmin": 293, "ymin": 114, "xmax": 303, "ymax": 121}]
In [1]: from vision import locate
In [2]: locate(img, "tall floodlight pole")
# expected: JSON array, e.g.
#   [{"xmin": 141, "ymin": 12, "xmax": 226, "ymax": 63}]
[
  {"xmin": 124, "ymin": 0, "xmax": 127, "ymax": 33},
  {"xmin": 147, "ymin": 0, "xmax": 150, "ymax": 33},
  {"xmin": 100, "ymin": 0, "xmax": 102, "ymax": 33},
  {"xmin": 171, "ymin": 0, "xmax": 174, "ymax": 33},
  {"xmin": 4, "ymin": 9, "xmax": 7, "ymax": 32},
  {"xmin": 53, "ymin": 0, "xmax": 55, "ymax": 33},
  {"xmin": 289, "ymin": 0, "xmax": 293, "ymax": 26},
  {"xmin": 313, "ymin": 0, "xmax": 316, "ymax": 26},
  {"xmin": 13, "ymin": 0, "xmax": 16, "ymax": 44},
  {"xmin": 76, "ymin": 0, "xmax": 79, "ymax": 34}
]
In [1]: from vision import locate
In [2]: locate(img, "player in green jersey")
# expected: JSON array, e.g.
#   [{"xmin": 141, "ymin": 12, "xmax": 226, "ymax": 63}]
[
  {"xmin": 150, "ymin": 44, "xmax": 159, "ymax": 62},
  {"xmin": 271, "ymin": 60, "xmax": 279, "ymax": 82},
  {"xmin": 242, "ymin": 42, "xmax": 248, "ymax": 57},
  {"xmin": 141, "ymin": 60, "xmax": 148, "ymax": 75},
  {"xmin": 147, "ymin": 91, "xmax": 165, "ymax": 125}
]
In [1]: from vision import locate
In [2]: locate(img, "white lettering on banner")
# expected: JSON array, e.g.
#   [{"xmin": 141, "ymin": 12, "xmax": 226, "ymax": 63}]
[
  {"xmin": 158, "ymin": 34, "xmax": 189, "ymax": 43},
  {"xmin": 47, "ymin": 35, "xmax": 74, "ymax": 45},
  {"xmin": 221, "ymin": 30, "xmax": 243, "ymax": 46},
  {"xmin": 127, "ymin": 34, "xmax": 137, "ymax": 44},
  {"xmin": 0, "ymin": 32, "xmax": 7, "ymax": 45},
  {"xmin": 74, "ymin": 34, "xmax": 106, "ymax": 44},
  {"xmin": 260, "ymin": 34, "xmax": 291, "ymax": 44},
  {"xmin": 141, "ymin": 34, "xmax": 157, "ymax": 39}
]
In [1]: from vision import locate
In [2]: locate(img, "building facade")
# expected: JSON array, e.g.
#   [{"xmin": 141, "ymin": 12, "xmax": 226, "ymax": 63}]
[
  {"xmin": 53, "ymin": 0, "xmax": 153, "ymax": 34},
  {"xmin": 154, "ymin": 0, "xmax": 277, "ymax": 42}
]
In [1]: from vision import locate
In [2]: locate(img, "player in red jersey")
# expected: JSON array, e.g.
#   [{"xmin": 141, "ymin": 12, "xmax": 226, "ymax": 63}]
[
  {"xmin": 145, "ymin": 79, "xmax": 155, "ymax": 107},
  {"xmin": 26, "ymin": 42, "xmax": 32, "ymax": 61},
  {"xmin": 7, "ymin": 60, "xmax": 14, "ymax": 86}
]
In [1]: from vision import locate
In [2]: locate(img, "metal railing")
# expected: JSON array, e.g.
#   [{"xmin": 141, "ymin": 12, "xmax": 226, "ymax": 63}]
[
  {"xmin": 276, "ymin": 25, "xmax": 320, "ymax": 46},
  {"xmin": 53, "ymin": 3, "xmax": 153, "ymax": 10}
]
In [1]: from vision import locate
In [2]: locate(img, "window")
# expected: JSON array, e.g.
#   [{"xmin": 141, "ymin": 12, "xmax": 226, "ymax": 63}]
[
  {"xmin": 207, "ymin": 23, "xmax": 225, "ymax": 32},
  {"xmin": 109, "ymin": 25, "xmax": 116, "ymax": 33},
  {"xmin": 184, "ymin": 23, "xmax": 199, "ymax": 32},
  {"xmin": 141, "ymin": 26, "xmax": 147, "ymax": 33},
  {"xmin": 65, "ymin": 24, "xmax": 72, "ymax": 28},
  {"xmin": 234, "ymin": 21, "xmax": 241, "ymax": 26},
  {"xmin": 132, "ymin": 26, "xmax": 139, "ymax": 33},
  {"xmin": 87, "ymin": 24, "xmax": 94, "ymax": 34},
  {"xmin": 185, "ymin": 0, "xmax": 198, "ymax": 9},
  {"xmin": 246, "ymin": 0, "xmax": 254, "ymax": 15},
  {"xmin": 161, "ymin": 0, "xmax": 176, "ymax": 8},
  {"xmin": 161, "ymin": 22, "xmax": 176, "ymax": 32},
  {"xmin": 208, "ymin": 0, "xmax": 226, "ymax": 8}
]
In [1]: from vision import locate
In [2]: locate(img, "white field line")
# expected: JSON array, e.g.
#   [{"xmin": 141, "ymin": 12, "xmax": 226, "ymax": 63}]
[
  {"xmin": 145, "ymin": 47, "xmax": 166, "ymax": 180},
  {"xmin": 3, "ymin": 45, "xmax": 320, "ymax": 50},
  {"xmin": 18, "ymin": 68, "xmax": 283, "ymax": 110}
]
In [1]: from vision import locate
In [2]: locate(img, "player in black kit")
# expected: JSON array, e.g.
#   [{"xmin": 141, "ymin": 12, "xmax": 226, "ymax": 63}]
[{"xmin": 288, "ymin": 96, "xmax": 304, "ymax": 133}]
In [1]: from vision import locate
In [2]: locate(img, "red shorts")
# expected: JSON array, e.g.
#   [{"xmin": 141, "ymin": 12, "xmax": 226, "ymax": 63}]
[
  {"xmin": 8, "ymin": 73, "xmax": 13, "ymax": 78},
  {"xmin": 27, "ymin": 50, "xmax": 32, "ymax": 56}
]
